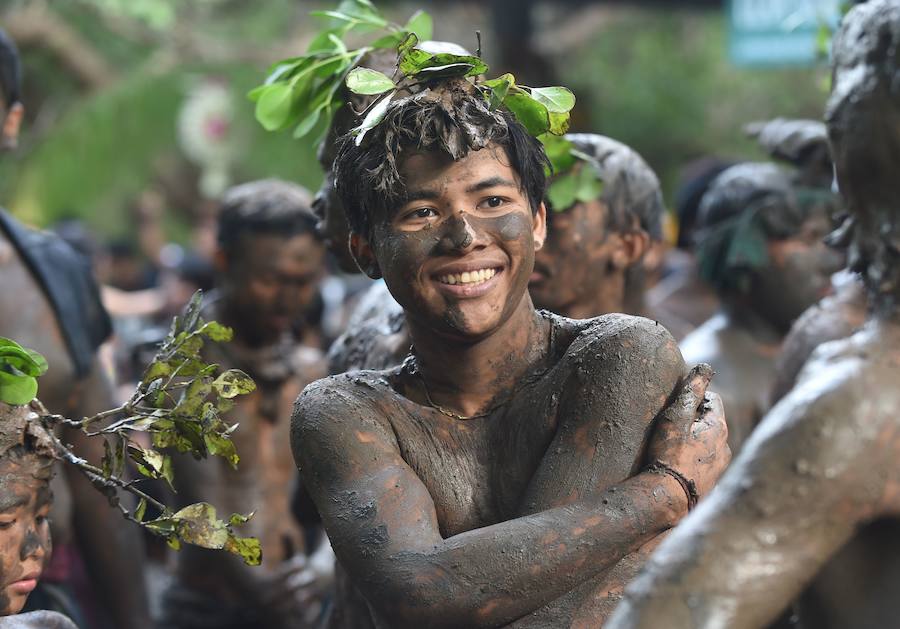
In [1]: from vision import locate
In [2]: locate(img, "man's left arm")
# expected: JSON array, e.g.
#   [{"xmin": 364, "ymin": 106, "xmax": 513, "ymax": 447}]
[{"xmin": 64, "ymin": 355, "xmax": 153, "ymax": 629}]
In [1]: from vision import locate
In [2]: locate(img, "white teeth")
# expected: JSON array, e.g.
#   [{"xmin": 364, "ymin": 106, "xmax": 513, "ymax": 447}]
[{"xmin": 438, "ymin": 268, "xmax": 498, "ymax": 286}]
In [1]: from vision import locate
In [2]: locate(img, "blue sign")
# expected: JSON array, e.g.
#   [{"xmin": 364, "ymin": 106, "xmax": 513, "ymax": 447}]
[{"xmin": 729, "ymin": 0, "xmax": 842, "ymax": 66}]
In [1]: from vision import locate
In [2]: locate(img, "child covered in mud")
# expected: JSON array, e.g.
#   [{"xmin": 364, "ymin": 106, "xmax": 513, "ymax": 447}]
[
  {"xmin": 606, "ymin": 3, "xmax": 900, "ymax": 628},
  {"xmin": 292, "ymin": 70, "xmax": 731, "ymax": 627},
  {"xmin": 0, "ymin": 402, "xmax": 75, "ymax": 629}
]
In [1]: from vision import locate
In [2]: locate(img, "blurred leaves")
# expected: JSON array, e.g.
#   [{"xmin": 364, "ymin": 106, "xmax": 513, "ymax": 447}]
[{"xmin": 0, "ymin": 338, "xmax": 48, "ymax": 405}]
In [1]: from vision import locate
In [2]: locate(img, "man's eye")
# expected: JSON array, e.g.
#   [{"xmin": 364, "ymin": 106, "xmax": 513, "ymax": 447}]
[
  {"xmin": 0, "ymin": 520, "xmax": 15, "ymax": 530},
  {"xmin": 480, "ymin": 196, "xmax": 506, "ymax": 209},
  {"xmin": 407, "ymin": 208, "xmax": 437, "ymax": 220}
]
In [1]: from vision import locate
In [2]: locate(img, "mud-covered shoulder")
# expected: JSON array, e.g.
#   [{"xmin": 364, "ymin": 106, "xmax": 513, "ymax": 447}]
[
  {"xmin": 745, "ymin": 343, "xmax": 896, "ymax": 511},
  {"xmin": 290, "ymin": 370, "xmax": 400, "ymax": 473},
  {"xmin": 566, "ymin": 313, "xmax": 686, "ymax": 379}
]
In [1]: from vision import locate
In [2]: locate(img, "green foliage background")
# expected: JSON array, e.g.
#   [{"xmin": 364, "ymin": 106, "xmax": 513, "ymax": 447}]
[{"xmin": 0, "ymin": 2, "xmax": 829, "ymax": 238}]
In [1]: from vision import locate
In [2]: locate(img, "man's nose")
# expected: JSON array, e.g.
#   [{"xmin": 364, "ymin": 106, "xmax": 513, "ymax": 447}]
[
  {"xmin": 19, "ymin": 527, "xmax": 47, "ymax": 561},
  {"xmin": 437, "ymin": 212, "xmax": 478, "ymax": 253}
]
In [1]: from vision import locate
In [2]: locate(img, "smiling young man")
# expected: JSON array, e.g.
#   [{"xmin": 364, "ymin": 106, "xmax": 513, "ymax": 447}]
[{"xmin": 292, "ymin": 79, "xmax": 730, "ymax": 627}]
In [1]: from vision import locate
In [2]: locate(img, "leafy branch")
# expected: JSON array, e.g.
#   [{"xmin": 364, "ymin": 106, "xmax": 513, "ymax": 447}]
[
  {"xmin": 1, "ymin": 291, "xmax": 262, "ymax": 566},
  {"xmin": 250, "ymin": 0, "xmax": 577, "ymax": 150},
  {"xmin": 539, "ymin": 134, "xmax": 605, "ymax": 212}
]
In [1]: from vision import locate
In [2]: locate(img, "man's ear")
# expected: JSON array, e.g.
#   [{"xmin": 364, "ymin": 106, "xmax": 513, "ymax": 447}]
[
  {"xmin": 349, "ymin": 232, "xmax": 382, "ymax": 279},
  {"xmin": 533, "ymin": 202, "xmax": 548, "ymax": 251},
  {"xmin": 610, "ymin": 228, "xmax": 651, "ymax": 270},
  {"xmin": 1, "ymin": 102, "xmax": 24, "ymax": 151}
]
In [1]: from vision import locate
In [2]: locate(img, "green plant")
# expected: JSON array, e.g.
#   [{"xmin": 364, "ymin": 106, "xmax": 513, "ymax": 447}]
[
  {"xmin": 4, "ymin": 292, "xmax": 262, "ymax": 566},
  {"xmin": 249, "ymin": 0, "xmax": 576, "ymax": 146}
]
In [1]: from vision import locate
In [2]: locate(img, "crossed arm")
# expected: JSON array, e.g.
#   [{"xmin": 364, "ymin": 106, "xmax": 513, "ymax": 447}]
[{"xmin": 293, "ymin": 325, "xmax": 729, "ymax": 628}]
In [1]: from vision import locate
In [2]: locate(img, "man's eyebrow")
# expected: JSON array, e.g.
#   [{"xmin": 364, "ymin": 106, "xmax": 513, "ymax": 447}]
[
  {"xmin": 397, "ymin": 187, "xmax": 442, "ymax": 206},
  {"xmin": 465, "ymin": 177, "xmax": 519, "ymax": 194},
  {"xmin": 0, "ymin": 493, "xmax": 29, "ymax": 514}
]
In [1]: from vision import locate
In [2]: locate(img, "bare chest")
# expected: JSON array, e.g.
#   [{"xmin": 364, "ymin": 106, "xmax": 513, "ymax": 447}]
[{"xmin": 385, "ymin": 373, "xmax": 566, "ymax": 538}]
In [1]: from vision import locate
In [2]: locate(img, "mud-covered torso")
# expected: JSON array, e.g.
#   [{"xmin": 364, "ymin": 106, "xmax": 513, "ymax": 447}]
[
  {"xmin": 790, "ymin": 319, "xmax": 900, "ymax": 629},
  {"xmin": 172, "ymin": 312, "xmax": 325, "ymax": 592},
  {"xmin": 681, "ymin": 313, "xmax": 778, "ymax": 452},
  {"xmin": 318, "ymin": 312, "xmax": 685, "ymax": 629}
]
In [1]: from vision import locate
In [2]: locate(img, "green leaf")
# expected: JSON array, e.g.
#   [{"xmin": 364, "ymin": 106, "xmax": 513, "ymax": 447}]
[
  {"xmin": 228, "ymin": 511, "xmax": 254, "ymax": 527},
  {"xmin": 346, "ymin": 67, "xmax": 396, "ymax": 95},
  {"xmin": 255, "ymin": 83, "xmax": 295, "ymax": 132},
  {"xmin": 160, "ymin": 454, "xmax": 175, "ymax": 491},
  {"xmin": 529, "ymin": 86, "xmax": 576, "ymax": 114},
  {"xmin": 404, "ymin": 10, "xmax": 433, "ymax": 41},
  {"xmin": 171, "ymin": 503, "xmax": 230, "ymax": 549},
  {"xmin": 547, "ymin": 111, "xmax": 570, "ymax": 135},
  {"xmin": 0, "ymin": 338, "xmax": 48, "ymax": 377},
  {"xmin": 574, "ymin": 163, "xmax": 604, "ymax": 203},
  {"xmin": 502, "ymin": 93, "xmax": 550, "ymax": 137},
  {"xmin": 547, "ymin": 171, "xmax": 578, "ymax": 212},
  {"xmin": 224, "ymin": 534, "xmax": 262, "ymax": 566},
  {"xmin": 399, "ymin": 49, "xmax": 488, "ymax": 78},
  {"xmin": 539, "ymin": 133, "xmax": 576, "ymax": 173},
  {"xmin": 353, "ymin": 94, "xmax": 393, "ymax": 146},
  {"xmin": 0, "ymin": 370, "xmax": 38, "ymax": 405},
  {"xmin": 198, "ymin": 321, "xmax": 232, "ymax": 343},
  {"xmin": 371, "ymin": 31, "xmax": 406, "ymax": 50},
  {"xmin": 293, "ymin": 107, "xmax": 322, "ymax": 139},
  {"xmin": 483, "ymin": 73, "xmax": 514, "ymax": 110},
  {"xmin": 128, "ymin": 443, "xmax": 166, "ymax": 479},
  {"xmin": 212, "ymin": 370, "xmax": 255, "ymax": 399},
  {"xmin": 134, "ymin": 498, "xmax": 147, "ymax": 523},
  {"xmin": 204, "ymin": 433, "xmax": 240, "ymax": 468}
]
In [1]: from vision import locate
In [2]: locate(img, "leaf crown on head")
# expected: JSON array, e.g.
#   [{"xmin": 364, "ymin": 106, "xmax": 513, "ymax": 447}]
[{"xmin": 249, "ymin": 1, "xmax": 581, "ymax": 173}]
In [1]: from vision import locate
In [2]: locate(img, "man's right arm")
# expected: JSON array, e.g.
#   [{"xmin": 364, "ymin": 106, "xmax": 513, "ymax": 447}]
[{"xmin": 291, "ymin": 371, "xmax": 724, "ymax": 629}]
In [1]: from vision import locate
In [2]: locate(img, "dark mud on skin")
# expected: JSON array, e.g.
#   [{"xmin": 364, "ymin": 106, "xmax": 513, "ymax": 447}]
[
  {"xmin": 293, "ymin": 313, "xmax": 694, "ymax": 627},
  {"xmin": 605, "ymin": 4, "xmax": 900, "ymax": 628}
]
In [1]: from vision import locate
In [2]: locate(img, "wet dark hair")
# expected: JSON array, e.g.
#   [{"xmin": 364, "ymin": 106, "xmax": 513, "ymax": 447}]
[
  {"xmin": 333, "ymin": 79, "xmax": 550, "ymax": 239},
  {"xmin": 217, "ymin": 179, "xmax": 318, "ymax": 259},
  {"xmin": 0, "ymin": 28, "xmax": 21, "ymax": 108}
]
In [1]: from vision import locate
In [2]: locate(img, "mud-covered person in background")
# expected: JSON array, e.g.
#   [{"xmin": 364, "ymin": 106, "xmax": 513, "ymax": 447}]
[
  {"xmin": 607, "ymin": 4, "xmax": 900, "ymax": 627},
  {"xmin": 529, "ymin": 134, "xmax": 669, "ymax": 323},
  {"xmin": 679, "ymin": 163, "xmax": 844, "ymax": 452},
  {"xmin": 293, "ymin": 76, "xmax": 730, "ymax": 628},
  {"xmin": 0, "ymin": 27, "xmax": 153, "ymax": 629},
  {"xmin": 746, "ymin": 118, "xmax": 870, "ymax": 408},
  {"xmin": 161, "ymin": 180, "xmax": 333, "ymax": 629}
]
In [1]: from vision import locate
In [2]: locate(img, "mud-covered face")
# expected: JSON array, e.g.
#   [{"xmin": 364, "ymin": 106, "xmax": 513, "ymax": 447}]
[
  {"xmin": 357, "ymin": 145, "xmax": 545, "ymax": 340},
  {"xmin": 222, "ymin": 232, "xmax": 325, "ymax": 345},
  {"xmin": 313, "ymin": 171, "xmax": 358, "ymax": 273},
  {"xmin": 530, "ymin": 199, "xmax": 615, "ymax": 312},
  {"xmin": 0, "ymin": 456, "xmax": 52, "ymax": 616},
  {"xmin": 754, "ymin": 211, "xmax": 845, "ymax": 332}
]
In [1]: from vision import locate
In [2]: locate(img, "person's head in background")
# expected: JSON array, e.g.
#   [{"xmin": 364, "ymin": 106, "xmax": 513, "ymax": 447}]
[
  {"xmin": 529, "ymin": 134, "xmax": 663, "ymax": 319},
  {"xmin": 0, "ymin": 407, "xmax": 55, "ymax": 616},
  {"xmin": 695, "ymin": 162, "xmax": 844, "ymax": 335},
  {"xmin": 215, "ymin": 179, "xmax": 324, "ymax": 346},
  {"xmin": 313, "ymin": 41, "xmax": 473, "ymax": 273},
  {"xmin": 0, "ymin": 29, "xmax": 24, "ymax": 152}
]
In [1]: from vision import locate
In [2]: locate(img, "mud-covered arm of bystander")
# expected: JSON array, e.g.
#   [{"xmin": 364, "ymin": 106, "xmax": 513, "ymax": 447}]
[
  {"xmin": 606, "ymin": 364, "xmax": 894, "ymax": 629},
  {"xmin": 291, "ymin": 366, "xmax": 727, "ymax": 629}
]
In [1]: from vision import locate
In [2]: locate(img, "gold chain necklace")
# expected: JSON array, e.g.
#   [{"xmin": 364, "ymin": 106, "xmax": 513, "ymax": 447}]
[{"xmin": 404, "ymin": 311, "xmax": 557, "ymax": 421}]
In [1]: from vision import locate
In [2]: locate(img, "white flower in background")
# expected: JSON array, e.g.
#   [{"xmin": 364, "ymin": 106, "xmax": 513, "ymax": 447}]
[{"xmin": 178, "ymin": 78, "xmax": 238, "ymax": 198}]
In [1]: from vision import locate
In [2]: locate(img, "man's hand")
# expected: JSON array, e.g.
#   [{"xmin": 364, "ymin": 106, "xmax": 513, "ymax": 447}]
[
  {"xmin": 647, "ymin": 363, "xmax": 731, "ymax": 503},
  {"xmin": 260, "ymin": 554, "xmax": 332, "ymax": 629}
]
